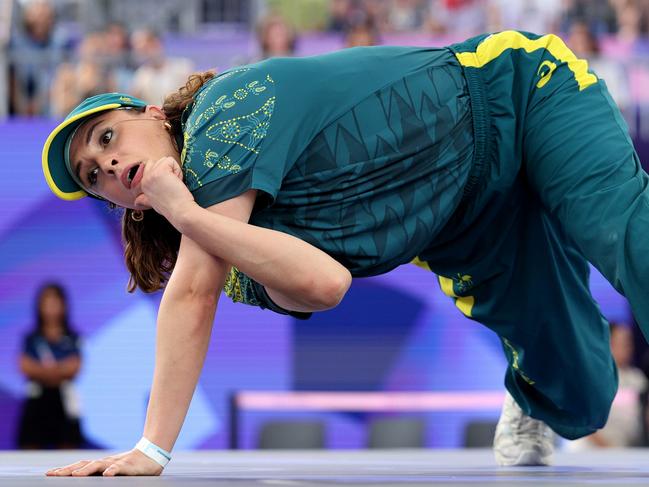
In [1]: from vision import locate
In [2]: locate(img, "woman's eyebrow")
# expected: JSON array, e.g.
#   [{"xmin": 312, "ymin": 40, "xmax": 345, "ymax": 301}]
[{"xmin": 85, "ymin": 120, "xmax": 102, "ymax": 145}]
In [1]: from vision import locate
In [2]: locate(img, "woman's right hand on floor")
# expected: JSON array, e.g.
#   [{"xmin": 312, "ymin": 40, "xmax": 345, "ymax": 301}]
[{"xmin": 45, "ymin": 449, "xmax": 163, "ymax": 477}]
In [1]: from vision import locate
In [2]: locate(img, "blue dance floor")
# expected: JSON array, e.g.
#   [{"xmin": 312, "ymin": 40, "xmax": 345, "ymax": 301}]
[{"xmin": 1, "ymin": 449, "xmax": 647, "ymax": 486}]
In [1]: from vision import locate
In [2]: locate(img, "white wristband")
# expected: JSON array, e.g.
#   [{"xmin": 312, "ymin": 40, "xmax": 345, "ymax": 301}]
[{"xmin": 135, "ymin": 437, "xmax": 171, "ymax": 468}]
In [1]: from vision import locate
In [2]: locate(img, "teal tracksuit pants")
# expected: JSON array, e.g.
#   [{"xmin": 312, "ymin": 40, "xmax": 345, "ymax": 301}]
[{"xmin": 417, "ymin": 31, "xmax": 649, "ymax": 439}]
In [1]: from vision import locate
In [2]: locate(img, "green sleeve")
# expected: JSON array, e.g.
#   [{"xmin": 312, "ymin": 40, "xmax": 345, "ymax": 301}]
[{"xmin": 180, "ymin": 67, "xmax": 281, "ymax": 208}]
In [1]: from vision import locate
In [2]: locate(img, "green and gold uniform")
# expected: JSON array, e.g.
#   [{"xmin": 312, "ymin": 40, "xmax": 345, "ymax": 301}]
[
  {"xmin": 180, "ymin": 31, "xmax": 649, "ymax": 440},
  {"xmin": 182, "ymin": 46, "xmax": 474, "ymax": 276}
]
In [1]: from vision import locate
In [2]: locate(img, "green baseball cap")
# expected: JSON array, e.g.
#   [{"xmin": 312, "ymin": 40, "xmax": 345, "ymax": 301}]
[{"xmin": 42, "ymin": 92, "xmax": 148, "ymax": 200}]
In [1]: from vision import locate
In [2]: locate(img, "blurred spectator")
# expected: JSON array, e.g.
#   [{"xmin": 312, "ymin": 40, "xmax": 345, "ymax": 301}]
[
  {"xmin": 101, "ymin": 22, "xmax": 135, "ymax": 93},
  {"xmin": 601, "ymin": 0, "xmax": 649, "ymax": 59},
  {"xmin": 345, "ymin": 19, "xmax": 380, "ymax": 47},
  {"xmin": 567, "ymin": 19, "xmax": 601, "ymax": 55},
  {"xmin": 326, "ymin": 0, "xmax": 390, "ymax": 33},
  {"xmin": 256, "ymin": 14, "xmax": 297, "ymax": 59},
  {"xmin": 427, "ymin": 0, "xmax": 487, "ymax": 38},
  {"xmin": 616, "ymin": 0, "xmax": 647, "ymax": 41},
  {"xmin": 559, "ymin": 0, "xmax": 617, "ymax": 35},
  {"xmin": 566, "ymin": 20, "xmax": 631, "ymax": 109},
  {"xmin": 362, "ymin": 0, "xmax": 391, "ymax": 32},
  {"xmin": 569, "ymin": 322, "xmax": 647, "ymax": 449},
  {"xmin": 9, "ymin": 0, "xmax": 71, "ymax": 116},
  {"xmin": 16, "ymin": 283, "xmax": 84, "ymax": 449},
  {"xmin": 328, "ymin": 0, "xmax": 353, "ymax": 31},
  {"xmin": 50, "ymin": 31, "xmax": 118, "ymax": 118},
  {"xmin": 0, "ymin": 0, "xmax": 11, "ymax": 46},
  {"xmin": 386, "ymin": 0, "xmax": 427, "ymax": 32},
  {"xmin": 130, "ymin": 28, "xmax": 194, "ymax": 105},
  {"xmin": 487, "ymin": 0, "xmax": 561, "ymax": 35},
  {"xmin": 103, "ymin": 22, "xmax": 130, "ymax": 58}
]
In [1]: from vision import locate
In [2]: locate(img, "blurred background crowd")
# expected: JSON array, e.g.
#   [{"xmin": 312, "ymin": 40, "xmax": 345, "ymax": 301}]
[
  {"xmin": 4, "ymin": 0, "xmax": 649, "ymax": 118},
  {"xmin": 3, "ymin": 0, "xmax": 649, "ymax": 452}
]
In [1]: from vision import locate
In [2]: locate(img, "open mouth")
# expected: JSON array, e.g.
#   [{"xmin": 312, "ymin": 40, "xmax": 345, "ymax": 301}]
[{"xmin": 127, "ymin": 164, "xmax": 139, "ymax": 185}]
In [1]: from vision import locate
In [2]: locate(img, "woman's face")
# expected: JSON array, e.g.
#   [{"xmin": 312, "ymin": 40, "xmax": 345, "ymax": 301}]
[
  {"xmin": 40, "ymin": 290, "xmax": 65, "ymax": 323},
  {"xmin": 68, "ymin": 107, "xmax": 179, "ymax": 209},
  {"xmin": 568, "ymin": 23, "xmax": 596, "ymax": 57},
  {"xmin": 265, "ymin": 22, "xmax": 292, "ymax": 55}
]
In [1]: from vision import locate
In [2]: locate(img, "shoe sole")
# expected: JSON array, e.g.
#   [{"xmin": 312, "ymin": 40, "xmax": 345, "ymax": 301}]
[{"xmin": 495, "ymin": 449, "xmax": 552, "ymax": 467}]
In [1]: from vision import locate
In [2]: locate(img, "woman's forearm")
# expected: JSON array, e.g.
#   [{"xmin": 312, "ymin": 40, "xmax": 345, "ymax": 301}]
[
  {"xmin": 19, "ymin": 356, "xmax": 60, "ymax": 385},
  {"xmin": 174, "ymin": 203, "xmax": 351, "ymax": 310},
  {"xmin": 141, "ymin": 195, "xmax": 252, "ymax": 452},
  {"xmin": 56, "ymin": 356, "xmax": 81, "ymax": 380},
  {"xmin": 142, "ymin": 288, "xmax": 218, "ymax": 452}
]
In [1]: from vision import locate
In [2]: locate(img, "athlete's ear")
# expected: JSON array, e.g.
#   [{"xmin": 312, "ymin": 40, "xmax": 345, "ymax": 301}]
[{"xmin": 144, "ymin": 105, "xmax": 166, "ymax": 120}]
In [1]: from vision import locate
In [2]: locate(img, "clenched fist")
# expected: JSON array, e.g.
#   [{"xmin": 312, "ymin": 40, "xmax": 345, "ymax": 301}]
[{"xmin": 134, "ymin": 156, "xmax": 195, "ymax": 225}]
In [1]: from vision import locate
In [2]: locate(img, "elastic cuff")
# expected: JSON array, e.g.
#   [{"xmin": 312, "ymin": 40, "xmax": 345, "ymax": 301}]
[{"xmin": 252, "ymin": 280, "xmax": 313, "ymax": 320}]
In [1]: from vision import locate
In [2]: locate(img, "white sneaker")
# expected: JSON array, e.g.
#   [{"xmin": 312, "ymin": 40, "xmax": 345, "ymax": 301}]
[{"xmin": 493, "ymin": 391, "xmax": 554, "ymax": 466}]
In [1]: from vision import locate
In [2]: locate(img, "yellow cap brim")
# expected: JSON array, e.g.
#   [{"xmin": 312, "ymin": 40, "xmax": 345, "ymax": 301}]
[{"xmin": 42, "ymin": 103, "xmax": 121, "ymax": 200}]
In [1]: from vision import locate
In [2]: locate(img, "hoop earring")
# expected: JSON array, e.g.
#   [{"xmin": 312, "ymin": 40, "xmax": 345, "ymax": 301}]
[
  {"xmin": 131, "ymin": 210, "xmax": 144, "ymax": 222},
  {"xmin": 164, "ymin": 121, "xmax": 172, "ymax": 132}
]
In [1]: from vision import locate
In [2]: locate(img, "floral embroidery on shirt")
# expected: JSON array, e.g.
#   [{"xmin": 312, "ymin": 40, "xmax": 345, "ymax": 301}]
[
  {"xmin": 204, "ymin": 149, "xmax": 218, "ymax": 168},
  {"xmin": 180, "ymin": 68, "xmax": 275, "ymax": 189},
  {"xmin": 183, "ymin": 164, "xmax": 202, "ymax": 188},
  {"xmin": 220, "ymin": 120, "xmax": 241, "ymax": 140},
  {"xmin": 180, "ymin": 133, "xmax": 203, "ymax": 187},
  {"xmin": 205, "ymin": 96, "xmax": 275, "ymax": 153},
  {"xmin": 202, "ymin": 152, "xmax": 240, "ymax": 174}
]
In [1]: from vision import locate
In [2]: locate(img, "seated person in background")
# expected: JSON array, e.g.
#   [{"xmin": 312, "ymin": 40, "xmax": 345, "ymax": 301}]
[
  {"xmin": 130, "ymin": 28, "xmax": 194, "ymax": 105},
  {"xmin": 9, "ymin": 0, "xmax": 70, "ymax": 116},
  {"xmin": 16, "ymin": 283, "xmax": 84, "ymax": 449},
  {"xmin": 569, "ymin": 322, "xmax": 647, "ymax": 449},
  {"xmin": 50, "ymin": 32, "xmax": 118, "ymax": 118}
]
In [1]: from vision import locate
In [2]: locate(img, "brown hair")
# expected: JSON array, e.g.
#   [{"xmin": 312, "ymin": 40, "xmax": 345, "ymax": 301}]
[
  {"xmin": 122, "ymin": 70, "xmax": 216, "ymax": 293},
  {"xmin": 34, "ymin": 282, "xmax": 73, "ymax": 335}
]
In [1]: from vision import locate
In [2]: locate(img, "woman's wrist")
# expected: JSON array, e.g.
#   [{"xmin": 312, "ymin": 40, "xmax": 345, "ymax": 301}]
[
  {"xmin": 134, "ymin": 437, "xmax": 171, "ymax": 468},
  {"xmin": 142, "ymin": 428, "xmax": 175, "ymax": 453},
  {"xmin": 169, "ymin": 199, "xmax": 199, "ymax": 233}
]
